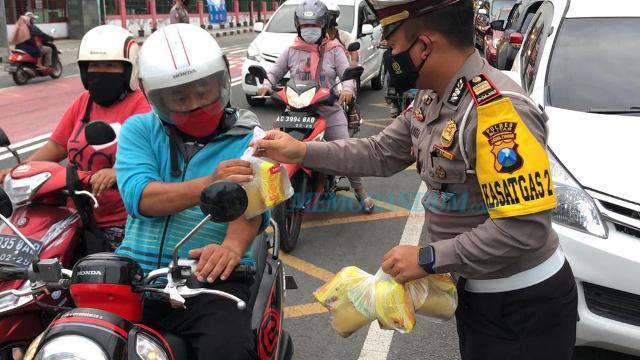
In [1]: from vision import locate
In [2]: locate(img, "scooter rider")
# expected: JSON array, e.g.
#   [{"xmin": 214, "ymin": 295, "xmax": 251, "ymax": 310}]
[
  {"xmin": 256, "ymin": 0, "xmax": 374, "ymax": 212},
  {"xmin": 254, "ymin": 0, "xmax": 578, "ymax": 358},
  {"xmin": 324, "ymin": 0, "xmax": 359, "ymax": 66},
  {"xmin": 115, "ymin": 24, "xmax": 267, "ymax": 360},
  {"xmin": 0, "ymin": 24, "xmax": 150, "ymax": 250}
]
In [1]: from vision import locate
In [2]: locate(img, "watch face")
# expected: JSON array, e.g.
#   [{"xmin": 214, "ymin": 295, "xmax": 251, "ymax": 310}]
[{"xmin": 419, "ymin": 246, "xmax": 433, "ymax": 267}]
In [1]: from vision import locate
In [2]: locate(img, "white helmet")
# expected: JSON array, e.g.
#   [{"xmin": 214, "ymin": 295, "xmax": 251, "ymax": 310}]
[
  {"xmin": 323, "ymin": 0, "xmax": 340, "ymax": 19},
  {"xmin": 78, "ymin": 24, "xmax": 139, "ymax": 91},
  {"xmin": 138, "ymin": 24, "xmax": 231, "ymax": 138}
]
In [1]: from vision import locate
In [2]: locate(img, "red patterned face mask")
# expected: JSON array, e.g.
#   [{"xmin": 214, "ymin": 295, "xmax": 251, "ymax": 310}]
[{"xmin": 170, "ymin": 101, "xmax": 224, "ymax": 138}]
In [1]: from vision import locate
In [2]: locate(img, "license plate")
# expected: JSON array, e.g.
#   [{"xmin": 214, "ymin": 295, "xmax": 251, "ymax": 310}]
[
  {"xmin": 0, "ymin": 235, "xmax": 42, "ymax": 267},
  {"xmin": 275, "ymin": 115, "xmax": 316, "ymax": 129}
]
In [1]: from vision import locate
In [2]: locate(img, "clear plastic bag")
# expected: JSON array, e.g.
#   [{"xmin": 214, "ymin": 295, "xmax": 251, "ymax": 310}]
[
  {"xmin": 242, "ymin": 127, "xmax": 294, "ymax": 219},
  {"xmin": 314, "ymin": 266, "xmax": 458, "ymax": 337}
]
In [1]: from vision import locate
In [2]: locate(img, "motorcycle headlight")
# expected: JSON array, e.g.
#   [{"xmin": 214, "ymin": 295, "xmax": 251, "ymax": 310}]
[
  {"xmin": 4, "ymin": 172, "xmax": 51, "ymax": 206},
  {"xmin": 35, "ymin": 335, "xmax": 108, "ymax": 360},
  {"xmin": 548, "ymin": 150, "xmax": 608, "ymax": 238},
  {"xmin": 23, "ymin": 331, "xmax": 44, "ymax": 360},
  {"xmin": 0, "ymin": 280, "xmax": 32, "ymax": 313},
  {"xmin": 136, "ymin": 333, "xmax": 169, "ymax": 360},
  {"xmin": 247, "ymin": 43, "xmax": 260, "ymax": 61},
  {"xmin": 286, "ymin": 87, "xmax": 316, "ymax": 109}
]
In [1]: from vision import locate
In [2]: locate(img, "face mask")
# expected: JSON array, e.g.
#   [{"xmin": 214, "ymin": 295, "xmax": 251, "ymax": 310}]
[
  {"xmin": 384, "ymin": 38, "xmax": 427, "ymax": 94},
  {"xmin": 301, "ymin": 27, "xmax": 322, "ymax": 44},
  {"xmin": 170, "ymin": 101, "xmax": 224, "ymax": 138},
  {"xmin": 87, "ymin": 72, "xmax": 127, "ymax": 107}
]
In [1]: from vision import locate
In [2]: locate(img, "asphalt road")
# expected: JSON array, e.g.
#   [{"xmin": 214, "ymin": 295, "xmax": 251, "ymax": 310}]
[{"xmin": 0, "ymin": 32, "xmax": 637, "ymax": 360}]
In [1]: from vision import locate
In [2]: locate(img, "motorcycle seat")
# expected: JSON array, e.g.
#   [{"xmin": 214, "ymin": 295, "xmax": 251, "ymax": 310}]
[{"xmin": 11, "ymin": 49, "xmax": 28, "ymax": 55}]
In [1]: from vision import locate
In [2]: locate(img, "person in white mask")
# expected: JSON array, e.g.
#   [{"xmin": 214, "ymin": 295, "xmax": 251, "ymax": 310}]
[{"xmin": 256, "ymin": 0, "xmax": 374, "ymax": 212}]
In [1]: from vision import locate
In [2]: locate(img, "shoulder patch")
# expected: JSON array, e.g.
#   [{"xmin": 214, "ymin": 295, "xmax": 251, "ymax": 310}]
[
  {"xmin": 447, "ymin": 76, "xmax": 467, "ymax": 106},
  {"xmin": 467, "ymin": 74, "xmax": 502, "ymax": 106}
]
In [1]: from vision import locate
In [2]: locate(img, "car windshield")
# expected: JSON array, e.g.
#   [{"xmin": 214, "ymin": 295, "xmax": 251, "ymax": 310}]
[
  {"xmin": 266, "ymin": 4, "xmax": 355, "ymax": 33},
  {"xmin": 491, "ymin": 0, "xmax": 514, "ymax": 20},
  {"xmin": 547, "ymin": 18, "xmax": 640, "ymax": 115}
]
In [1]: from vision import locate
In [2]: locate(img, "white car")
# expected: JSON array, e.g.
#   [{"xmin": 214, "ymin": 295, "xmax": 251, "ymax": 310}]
[
  {"xmin": 507, "ymin": 0, "xmax": 640, "ymax": 355},
  {"xmin": 241, "ymin": 0, "xmax": 385, "ymax": 106}
]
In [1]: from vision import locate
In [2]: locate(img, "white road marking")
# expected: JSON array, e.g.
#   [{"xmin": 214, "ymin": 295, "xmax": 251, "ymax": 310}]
[
  {"xmin": 0, "ymin": 141, "xmax": 49, "ymax": 161},
  {"xmin": 357, "ymin": 180, "xmax": 428, "ymax": 360}
]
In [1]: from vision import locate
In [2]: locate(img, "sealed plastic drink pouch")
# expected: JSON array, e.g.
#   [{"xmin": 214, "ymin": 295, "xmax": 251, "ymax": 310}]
[{"xmin": 242, "ymin": 128, "xmax": 294, "ymax": 219}]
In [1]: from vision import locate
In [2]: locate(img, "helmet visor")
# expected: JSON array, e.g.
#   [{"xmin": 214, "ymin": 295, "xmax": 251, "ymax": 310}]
[{"xmin": 146, "ymin": 70, "xmax": 230, "ymax": 125}]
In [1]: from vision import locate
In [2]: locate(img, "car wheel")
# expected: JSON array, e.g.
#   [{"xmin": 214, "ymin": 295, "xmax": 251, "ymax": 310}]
[
  {"xmin": 246, "ymin": 94, "xmax": 265, "ymax": 107},
  {"xmin": 371, "ymin": 60, "xmax": 385, "ymax": 91}
]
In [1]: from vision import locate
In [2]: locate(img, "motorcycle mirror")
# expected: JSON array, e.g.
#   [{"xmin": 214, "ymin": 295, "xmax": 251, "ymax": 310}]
[
  {"xmin": 200, "ymin": 181, "xmax": 248, "ymax": 223},
  {"xmin": 342, "ymin": 66, "xmax": 364, "ymax": 82},
  {"xmin": 85, "ymin": 121, "xmax": 116, "ymax": 146},
  {"xmin": 0, "ymin": 128, "xmax": 11, "ymax": 148},
  {"xmin": 347, "ymin": 42, "xmax": 360, "ymax": 52},
  {"xmin": 0, "ymin": 188, "xmax": 13, "ymax": 218},
  {"xmin": 248, "ymin": 65, "xmax": 267, "ymax": 83}
]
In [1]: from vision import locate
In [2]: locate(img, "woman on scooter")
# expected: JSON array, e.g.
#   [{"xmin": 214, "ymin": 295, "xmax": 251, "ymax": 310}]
[
  {"xmin": 0, "ymin": 24, "xmax": 150, "ymax": 249},
  {"xmin": 10, "ymin": 13, "xmax": 53, "ymax": 70},
  {"xmin": 256, "ymin": 0, "xmax": 374, "ymax": 213}
]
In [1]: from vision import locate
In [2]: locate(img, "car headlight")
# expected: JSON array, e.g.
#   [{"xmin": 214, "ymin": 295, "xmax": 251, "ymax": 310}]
[
  {"xmin": 23, "ymin": 331, "xmax": 44, "ymax": 360},
  {"xmin": 548, "ymin": 150, "xmax": 607, "ymax": 238},
  {"xmin": 286, "ymin": 87, "xmax": 316, "ymax": 109},
  {"xmin": 247, "ymin": 43, "xmax": 260, "ymax": 61},
  {"xmin": 4, "ymin": 172, "xmax": 51, "ymax": 206},
  {"xmin": 34, "ymin": 335, "xmax": 108, "ymax": 360},
  {"xmin": 136, "ymin": 333, "xmax": 169, "ymax": 360},
  {"xmin": 0, "ymin": 280, "xmax": 32, "ymax": 313}
]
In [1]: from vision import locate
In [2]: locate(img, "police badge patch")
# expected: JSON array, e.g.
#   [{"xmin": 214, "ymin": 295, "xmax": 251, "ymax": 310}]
[{"xmin": 482, "ymin": 121, "xmax": 523, "ymax": 173}]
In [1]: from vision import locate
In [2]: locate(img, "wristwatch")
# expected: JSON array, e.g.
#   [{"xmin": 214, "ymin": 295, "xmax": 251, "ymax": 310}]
[{"xmin": 418, "ymin": 245, "xmax": 436, "ymax": 274}]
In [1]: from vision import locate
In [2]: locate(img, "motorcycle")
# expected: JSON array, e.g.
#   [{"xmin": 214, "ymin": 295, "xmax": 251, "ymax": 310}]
[
  {"xmin": 5, "ymin": 29, "xmax": 63, "ymax": 86},
  {"xmin": 0, "ymin": 180, "xmax": 294, "ymax": 360},
  {"xmin": 248, "ymin": 64, "xmax": 365, "ymax": 252},
  {"xmin": 0, "ymin": 122, "xmax": 113, "ymax": 359}
]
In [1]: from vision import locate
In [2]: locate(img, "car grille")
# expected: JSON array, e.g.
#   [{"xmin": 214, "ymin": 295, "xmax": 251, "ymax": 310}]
[
  {"xmin": 262, "ymin": 52, "xmax": 280, "ymax": 63},
  {"xmin": 588, "ymin": 190, "xmax": 640, "ymax": 239},
  {"xmin": 583, "ymin": 282, "xmax": 640, "ymax": 327}
]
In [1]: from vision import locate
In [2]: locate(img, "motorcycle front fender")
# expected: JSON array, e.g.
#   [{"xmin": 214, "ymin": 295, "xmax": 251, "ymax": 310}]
[{"xmin": 282, "ymin": 163, "xmax": 311, "ymax": 178}]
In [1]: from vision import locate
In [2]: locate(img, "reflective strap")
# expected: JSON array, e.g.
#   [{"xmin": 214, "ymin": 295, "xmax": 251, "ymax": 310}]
[{"xmin": 465, "ymin": 247, "xmax": 565, "ymax": 293}]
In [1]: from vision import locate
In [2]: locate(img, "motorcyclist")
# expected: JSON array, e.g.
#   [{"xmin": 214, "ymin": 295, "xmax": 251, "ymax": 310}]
[
  {"xmin": 115, "ymin": 24, "xmax": 267, "ymax": 360},
  {"xmin": 324, "ymin": 0, "xmax": 359, "ymax": 66},
  {"xmin": 0, "ymin": 24, "xmax": 150, "ymax": 249},
  {"xmin": 10, "ymin": 12, "xmax": 53, "ymax": 69},
  {"xmin": 256, "ymin": 0, "xmax": 374, "ymax": 213}
]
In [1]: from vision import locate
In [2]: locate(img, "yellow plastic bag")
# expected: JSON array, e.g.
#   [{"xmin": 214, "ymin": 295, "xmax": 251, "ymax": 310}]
[
  {"xmin": 407, "ymin": 274, "xmax": 458, "ymax": 322},
  {"xmin": 314, "ymin": 266, "xmax": 370, "ymax": 309},
  {"xmin": 373, "ymin": 271, "xmax": 416, "ymax": 333},
  {"xmin": 242, "ymin": 128, "xmax": 294, "ymax": 219}
]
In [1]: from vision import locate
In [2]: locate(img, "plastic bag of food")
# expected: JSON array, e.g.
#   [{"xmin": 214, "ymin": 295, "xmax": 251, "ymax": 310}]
[
  {"xmin": 407, "ymin": 273, "xmax": 457, "ymax": 322},
  {"xmin": 371, "ymin": 270, "xmax": 416, "ymax": 333},
  {"xmin": 241, "ymin": 127, "xmax": 294, "ymax": 219}
]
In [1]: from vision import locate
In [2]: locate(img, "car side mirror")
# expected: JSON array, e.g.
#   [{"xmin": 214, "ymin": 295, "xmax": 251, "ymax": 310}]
[
  {"xmin": 347, "ymin": 42, "xmax": 360, "ymax": 52},
  {"xmin": 490, "ymin": 20, "xmax": 505, "ymax": 31},
  {"xmin": 361, "ymin": 24, "xmax": 374, "ymax": 36},
  {"xmin": 85, "ymin": 121, "xmax": 116, "ymax": 146},
  {"xmin": 0, "ymin": 128, "xmax": 10, "ymax": 148},
  {"xmin": 248, "ymin": 65, "xmax": 268, "ymax": 83},
  {"xmin": 200, "ymin": 181, "xmax": 248, "ymax": 223},
  {"xmin": 509, "ymin": 32, "xmax": 524, "ymax": 46},
  {"xmin": 0, "ymin": 188, "xmax": 13, "ymax": 218},
  {"xmin": 253, "ymin": 22, "xmax": 264, "ymax": 33},
  {"xmin": 342, "ymin": 66, "xmax": 364, "ymax": 81}
]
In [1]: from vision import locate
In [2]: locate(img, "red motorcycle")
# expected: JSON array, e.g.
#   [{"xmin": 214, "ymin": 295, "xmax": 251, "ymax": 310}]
[
  {"xmin": 248, "ymin": 64, "xmax": 364, "ymax": 252},
  {"xmin": 0, "ymin": 181, "xmax": 295, "ymax": 360},
  {"xmin": 0, "ymin": 122, "xmax": 112, "ymax": 359},
  {"xmin": 5, "ymin": 31, "xmax": 63, "ymax": 86}
]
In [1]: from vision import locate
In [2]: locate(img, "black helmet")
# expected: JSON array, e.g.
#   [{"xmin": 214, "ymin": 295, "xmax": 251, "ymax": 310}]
[{"xmin": 294, "ymin": 0, "xmax": 330, "ymax": 40}]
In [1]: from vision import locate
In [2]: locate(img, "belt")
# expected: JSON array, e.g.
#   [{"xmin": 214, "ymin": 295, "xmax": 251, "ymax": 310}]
[{"xmin": 465, "ymin": 247, "xmax": 565, "ymax": 293}]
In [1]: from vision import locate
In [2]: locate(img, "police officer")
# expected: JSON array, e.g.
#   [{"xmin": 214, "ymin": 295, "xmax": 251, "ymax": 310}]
[{"xmin": 255, "ymin": 0, "xmax": 578, "ymax": 358}]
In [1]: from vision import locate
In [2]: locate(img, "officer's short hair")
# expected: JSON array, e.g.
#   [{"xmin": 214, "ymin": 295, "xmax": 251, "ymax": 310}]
[{"xmin": 408, "ymin": 0, "xmax": 474, "ymax": 49}]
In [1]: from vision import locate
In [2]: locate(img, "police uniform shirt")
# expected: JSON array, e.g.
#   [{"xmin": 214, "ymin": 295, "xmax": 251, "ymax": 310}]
[{"xmin": 302, "ymin": 50, "xmax": 559, "ymax": 280}]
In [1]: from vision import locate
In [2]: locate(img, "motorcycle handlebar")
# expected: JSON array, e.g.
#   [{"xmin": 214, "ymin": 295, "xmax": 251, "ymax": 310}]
[{"xmin": 0, "ymin": 266, "xmax": 28, "ymax": 281}]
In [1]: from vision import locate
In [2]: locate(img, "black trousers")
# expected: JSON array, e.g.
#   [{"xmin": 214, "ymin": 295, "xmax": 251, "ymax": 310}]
[
  {"xmin": 456, "ymin": 261, "xmax": 578, "ymax": 360},
  {"xmin": 143, "ymin": 281, "xmax": 257, "ymax": 360}
]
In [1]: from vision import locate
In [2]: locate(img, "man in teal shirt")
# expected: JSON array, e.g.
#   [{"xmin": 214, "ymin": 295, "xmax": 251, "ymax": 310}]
[{"xmin": 115, "ymin": 24, "xmax": 263, "ymax": 359}]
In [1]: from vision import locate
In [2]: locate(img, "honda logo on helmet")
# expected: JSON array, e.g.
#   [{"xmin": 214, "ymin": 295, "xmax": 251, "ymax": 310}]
[{"xmin": 173, "ymin": 68, "xmax": 197, "ymax": 79}]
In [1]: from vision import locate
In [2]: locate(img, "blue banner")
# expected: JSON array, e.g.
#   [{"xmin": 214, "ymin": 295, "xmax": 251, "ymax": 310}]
[{"xmin": 207, "ymin": 0, "xmax": 227, "ymax": 23}]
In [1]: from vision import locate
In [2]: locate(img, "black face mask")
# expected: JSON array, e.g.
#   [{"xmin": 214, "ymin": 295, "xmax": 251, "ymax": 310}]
[
  {"xmin": 384, "ymin": 38, "xmax": 427, "ymax": 94},
  {"xmin": 87, "ymin": 72, "xmax": 127, "ymax": 107}
]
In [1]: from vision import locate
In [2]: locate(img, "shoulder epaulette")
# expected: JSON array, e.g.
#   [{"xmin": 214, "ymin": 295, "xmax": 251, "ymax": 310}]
[{"xmin": 467, "ymin": 74, "xmax": 502, "ymax": 106}]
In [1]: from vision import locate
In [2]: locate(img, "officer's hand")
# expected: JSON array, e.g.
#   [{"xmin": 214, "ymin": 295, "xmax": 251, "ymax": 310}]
[
  {"xmin": 90, "ymin": 168, "xmax": 116, "ymax": 197},
  {"xmin": 189, "ymin": 243, "xmax": 241, "ymax": 282},
  {"xmin": 381, "ymin": 245, "xmax": 428, "ymax": 284},
  {"xmin": 252, "ymin": 130, "xmax": 306, "ymax": 164},
  {"xmin": 0, "ymin": 168, "xmax": 10, "ymax": 183},
  {"xmin": 338, "ymin": 90, "xmax": 354, "ymax": 106},
  {"xmin": 256, "ymin": 86, "xmax": 270, "ymax": 97},
  {"xmin": 210, "ymin": 159, "xmax": 254, "ymax": 184}
]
